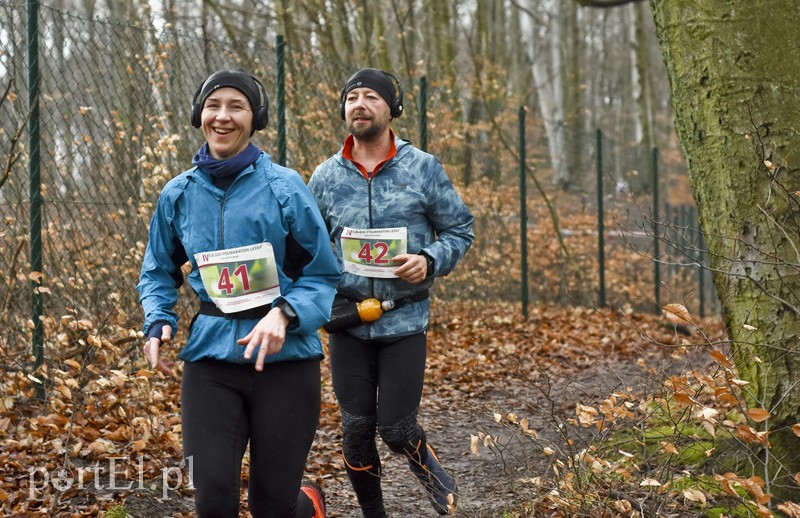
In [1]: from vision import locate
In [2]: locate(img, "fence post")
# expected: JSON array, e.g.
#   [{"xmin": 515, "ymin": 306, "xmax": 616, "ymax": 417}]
[
  {"xmin": 275, "ymin": 34, "xmax": 286, "ymax": 166},
  {"xmin": 418, "ymin": 76, "xmax": 427, "ymax": 152},
  {"xmin": 596, "ymin": 129, "xmax": 606, "ymax": 308},
  {"xmin": 652, "ymin": 147, "xmax": 660, "ymax": 312},
  {"xmin": 28, "ymin": 0, "xmax": 45, "ymax": 398},
  {"xmin": 519, "ymin": 107, "xmax": 528, "ymax": 318}
]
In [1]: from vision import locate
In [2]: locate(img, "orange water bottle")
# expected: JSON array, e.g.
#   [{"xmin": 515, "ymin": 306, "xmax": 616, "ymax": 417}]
[
  {"xmin": 324, "ymin": 297, "xmax": 396, "ymax": 332},
  {"xmin": 356, "ymin": 298, "xmax": 396, "ymax": 322}
]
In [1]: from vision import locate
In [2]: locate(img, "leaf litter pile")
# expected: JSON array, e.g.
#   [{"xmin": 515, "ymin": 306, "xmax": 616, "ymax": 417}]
[{"xmin": 1, "ymin": 297, "xmax": 757, "ymax": 517}]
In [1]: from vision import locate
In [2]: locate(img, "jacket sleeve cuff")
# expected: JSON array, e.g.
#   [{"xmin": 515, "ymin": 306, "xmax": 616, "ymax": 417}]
[{"xmin": 146, "ymin": 320, "xmax": 170, "ymax": 341}]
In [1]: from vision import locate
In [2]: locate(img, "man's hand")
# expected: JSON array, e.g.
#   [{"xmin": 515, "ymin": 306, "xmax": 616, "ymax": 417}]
[
  {"xmin": 392, "ymin": 254, "xmax": 429, "ymax": 284},
  {"xmin": 237, "ymin": 308, "xmax": 288, "ymax": 371},
  {"xmin": 143, "ymin": 325, "xmax": 176, "ymax": 376}
]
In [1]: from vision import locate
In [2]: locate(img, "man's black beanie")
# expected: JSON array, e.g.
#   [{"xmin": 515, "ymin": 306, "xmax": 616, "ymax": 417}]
[{"xmin": 342, "ymin": 68, "xmax": 396, "ymax": 111}]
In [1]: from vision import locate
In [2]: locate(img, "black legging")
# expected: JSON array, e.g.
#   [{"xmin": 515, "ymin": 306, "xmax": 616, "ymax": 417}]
[
  {"xmin": 329, "ymin": 331, "xmax": 428, "ymax": 517},
  {"xmin": 181, "ymin": 358, "xmax": 319, "ymax": 518}
]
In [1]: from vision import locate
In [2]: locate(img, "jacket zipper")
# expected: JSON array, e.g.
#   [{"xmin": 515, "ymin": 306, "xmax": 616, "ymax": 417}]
[
  {"xmin": 218, "ymin": 186, "xmax": 245, "ymax": 361},
  {"xmin": 219, "ymin": 192, "xmax": 227, "ymax": 249},
  {"xmin": 366, "ymin": 172, "xmax": 375, "ymax": 339}
]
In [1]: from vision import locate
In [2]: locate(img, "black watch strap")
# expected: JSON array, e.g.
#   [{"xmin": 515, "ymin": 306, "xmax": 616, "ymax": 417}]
[
  {"xmin": 421, "ymin": 253, "xmax": 435, "ymax": 276},
  {"xmin": 275, "ymin": 300, "xmax": 298, "ymax": 324}
]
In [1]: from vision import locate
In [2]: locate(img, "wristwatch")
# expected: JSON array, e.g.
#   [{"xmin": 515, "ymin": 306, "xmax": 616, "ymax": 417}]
[
  {"xmin": 275, "ymin": 300, "xmax": 298, "ymax": 325},
  {"xmin": 420, "ymin": 253, "xmax": 435, "ymax": 277}
]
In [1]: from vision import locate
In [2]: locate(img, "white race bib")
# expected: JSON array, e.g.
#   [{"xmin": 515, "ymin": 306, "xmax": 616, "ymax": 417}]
[
  {"xmin": 340, "ymin": 227, "xmax": 407, "ymax": 278},
  {"xmin": 194, "ymin": 242, "xmax": 280, "ymax": 313}
]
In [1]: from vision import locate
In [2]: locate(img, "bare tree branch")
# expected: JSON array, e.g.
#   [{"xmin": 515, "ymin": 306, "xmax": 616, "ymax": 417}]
[
  {"xmin": 574, "ymin": 0, "xmax": 647, "ymax": 7},
  {"xmin": 0, "ymin": 79, "xmax": 28, "ymax": 191},
  {"xmin": 507, "ymin": 0, "xmax": 546, "ymax": 24}
]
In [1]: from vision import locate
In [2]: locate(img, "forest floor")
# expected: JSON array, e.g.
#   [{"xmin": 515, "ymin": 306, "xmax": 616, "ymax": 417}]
[{"xmin": 1, "ymin": 300, "xmax": 725, "ymax": 517}]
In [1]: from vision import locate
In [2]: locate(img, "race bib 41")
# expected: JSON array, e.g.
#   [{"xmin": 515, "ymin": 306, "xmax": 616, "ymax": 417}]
[{"xmin": 194, "ymin": 242, "xmax": 280, "ymax": 313}]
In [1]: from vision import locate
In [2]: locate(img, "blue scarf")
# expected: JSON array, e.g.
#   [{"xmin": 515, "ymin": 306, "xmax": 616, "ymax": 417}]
[{"xmin": 192, "ymin": 142, "xmax": 261, "ymax": 178}]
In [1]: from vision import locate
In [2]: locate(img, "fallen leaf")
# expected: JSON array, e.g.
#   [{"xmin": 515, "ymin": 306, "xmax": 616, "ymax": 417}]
[
  {"xmin": 661, "ymin": 442, "xmax": 678, "ymax": 455},
  {"xmin": 683, "ymin": 488, "xmax": 707, "ymax": 505}
]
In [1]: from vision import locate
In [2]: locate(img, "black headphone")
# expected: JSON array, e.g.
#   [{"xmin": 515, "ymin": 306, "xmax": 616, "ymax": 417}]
[
  {"xmin": 190, "ymin": 72, "xmax": 269, "ymax": 131},
  {"xmin": 339, "ymin": 70, "xmax": 404, "ymax": 120}
]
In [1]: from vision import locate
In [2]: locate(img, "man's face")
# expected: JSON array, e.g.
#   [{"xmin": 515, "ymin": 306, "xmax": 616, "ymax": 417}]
[
  {"xmin": 200, "ymin": 87, "xmax": 253, "ymax": 159},
  {"xmin": 344, "ymin": 87, "xmax": 392, "ymax": 141}
]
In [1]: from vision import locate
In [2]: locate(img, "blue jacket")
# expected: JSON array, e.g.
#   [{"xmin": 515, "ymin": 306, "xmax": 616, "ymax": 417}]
[
  {"xmin": 138, "ymin": 152, "xmax": 340, "ymax": 363},
  {"xmin": 308, "ymin": 137, "xmax": 474, "ymax": 339}
]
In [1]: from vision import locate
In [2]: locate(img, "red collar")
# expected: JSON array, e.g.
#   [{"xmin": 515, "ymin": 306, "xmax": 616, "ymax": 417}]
[{"xmin": 342, "ymin": 130, "xmax": 397, "ymax": 180}]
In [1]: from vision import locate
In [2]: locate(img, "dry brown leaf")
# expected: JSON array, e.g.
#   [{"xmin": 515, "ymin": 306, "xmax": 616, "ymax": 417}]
[
  {"xmin": 746, "ymin": 408, "xmax": 771, "ymax": 423},
  {"xmin": 777, "ymin": 501, "xmax": 800, "ymax": 518},
  {"xmin": 663, "ymin": 303, "xmax": 692, "ymax": 324},
  {"xmin": 87, "ymin": 440, "xmax": 107, "ymax": 454},
  {"xmin": 56, "ymin": 385, "xmax": 72, "ymax": 400},
  {"xmin": 470, "ymin": 435, "xmax": 480, "ymax": 456},
  {"xmin": 661, "ymin": 442, "xmax": 678, "ymax": 455},
  {"xmin": 699, "ymin": 420, "xmax": 716, "ymax": 438},
  {"xmin": 709, "ymin": 349, "xmax": 734, "ymax": 367},
  {"xmin": 683, "ymin": 488, "xmax": 707, "ymax": 505},
  {"xmin": 716, "ymin": 477, "xmax": 738, "ymax": 497},
  {"xmin": 696, "ymin": 407, "xmax": 719, "ymax": 421},
  {"xmin": 576, "ymin": 404, "xmax": 599, "ymax": 427},
  {"xmin": 673, "ymin": 393, "xmax": 695, "ymax": 406}
]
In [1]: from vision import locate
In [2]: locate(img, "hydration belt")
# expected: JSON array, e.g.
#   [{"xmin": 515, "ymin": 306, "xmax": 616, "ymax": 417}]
[
  {"xmin": 337, "ymin": 289, "xmax": 430, "ymax": 311},
  {"xmin": 198, "ymin": 300, "xmax": 271, "ymax": 320}
]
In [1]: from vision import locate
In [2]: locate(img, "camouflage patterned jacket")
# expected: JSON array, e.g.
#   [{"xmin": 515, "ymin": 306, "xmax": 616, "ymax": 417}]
[{"xmin": 308, "ymin": 136, "xmax": 474, "ymax": 339}]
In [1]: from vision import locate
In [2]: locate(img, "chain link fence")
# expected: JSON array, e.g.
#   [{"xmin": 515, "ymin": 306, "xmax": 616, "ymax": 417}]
[{"xmin": 1, "ymin": 1, "xmax": 716, "ymax": 375}]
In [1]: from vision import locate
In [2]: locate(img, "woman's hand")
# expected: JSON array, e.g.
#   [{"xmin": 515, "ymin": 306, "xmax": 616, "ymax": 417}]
[
  {"xmin": 143, "ymin": 325, "xmax": 176, "ymax": 376},
  {"xmin": 238, "ymin": 308, "xmax": 288, "ymax": 371}
]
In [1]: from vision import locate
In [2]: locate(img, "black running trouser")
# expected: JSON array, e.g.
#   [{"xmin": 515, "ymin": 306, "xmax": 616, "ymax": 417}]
[
  {"xmin": 329, "ymin": 332, "xmax": 428, "ymax": 517},
  {"xmin": 181, "ymin": 358, "xmax": 319, "ymax": 518}
]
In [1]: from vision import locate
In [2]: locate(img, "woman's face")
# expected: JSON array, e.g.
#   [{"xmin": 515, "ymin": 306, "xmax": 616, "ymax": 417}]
[{"xmin": 200, "ymin": 87, "xmax": 253, "ymax": 159}]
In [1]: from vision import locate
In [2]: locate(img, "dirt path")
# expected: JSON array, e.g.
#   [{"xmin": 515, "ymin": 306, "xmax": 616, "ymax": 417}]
[
  {"xmin": 319, "ymin": 344, "xmax": 704, "ymax": 517},
  {"xmin": 118, "ymin": 302, "xmax": 718, "ymax": 517}
]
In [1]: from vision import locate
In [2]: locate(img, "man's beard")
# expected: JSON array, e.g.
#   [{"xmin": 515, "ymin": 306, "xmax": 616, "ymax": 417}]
[{"xmin": 348, "ymin": 117, "xmax": 388, "ymax": 141}]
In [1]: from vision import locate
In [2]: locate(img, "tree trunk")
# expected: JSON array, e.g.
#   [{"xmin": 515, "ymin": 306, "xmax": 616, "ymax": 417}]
[
  {"xmin": 651, "ymin": 0, "xmax": 800, "ymax": 501},
  {"xmin": 520, "ymin": 0, "xmax": 569, "ymax": 188},
  {"xmin": 563, "ymin": 0, "xmax": 583, "ymax": 189}
]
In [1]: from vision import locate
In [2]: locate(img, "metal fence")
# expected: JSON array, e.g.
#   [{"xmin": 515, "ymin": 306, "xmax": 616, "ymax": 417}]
[{"xmin": 0, "ymin": 1, "xmax": 717, "ymax": 375}]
